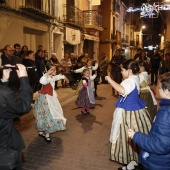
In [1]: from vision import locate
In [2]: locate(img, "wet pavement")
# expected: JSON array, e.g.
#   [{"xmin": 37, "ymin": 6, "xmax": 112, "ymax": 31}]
[{"xmin": 16, "ymin": 83, "xmax": 160, "ymax": 170}]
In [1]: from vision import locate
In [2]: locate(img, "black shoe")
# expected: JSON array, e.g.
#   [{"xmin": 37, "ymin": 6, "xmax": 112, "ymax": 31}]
[
  {"xmin": 85, "ymin": 109, "xmax": 90, "ymax": 114},
  {"xmin": 39, "ymin": 133, "xmax": 45, "ymax": 138},
  {"xmin": 44, "ymin": 137, "xmax": 51, "ymax": 142}
]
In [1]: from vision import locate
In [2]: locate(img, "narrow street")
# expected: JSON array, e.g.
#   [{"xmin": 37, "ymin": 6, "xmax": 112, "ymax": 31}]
[
  {"xmin": 18, "ymin": 83, "xmax": 159, "ymax": 170},
  {"xmin": 17, "ymin": 84, "xmax": 121, "ymax": 170}
]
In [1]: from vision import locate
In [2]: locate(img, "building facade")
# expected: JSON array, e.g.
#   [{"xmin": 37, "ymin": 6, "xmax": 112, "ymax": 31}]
[{"xmin": 0, "ymin": 0, "xmax": 103, "ymax": 61}]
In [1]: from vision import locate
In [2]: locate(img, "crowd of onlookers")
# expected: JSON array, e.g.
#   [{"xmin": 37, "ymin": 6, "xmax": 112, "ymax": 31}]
[
  {"xmin": 133, "ymin": 48, "xmax": 170, "ymax": 84},
  {"xmin": 0, "ymin": 44, "xmax": 104, "ymax": 94},
  {"xmin": 1, "ymin": 44, "xmax": 169, "ymax": 95}
]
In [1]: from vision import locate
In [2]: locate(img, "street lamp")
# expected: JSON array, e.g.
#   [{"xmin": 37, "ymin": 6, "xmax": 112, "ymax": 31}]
[
  {"xmin": 141, "ymin": 25, "xmax": 146, "ymax": 48},
  {"xmin": 164, "ymin": 0, "xmax": 170, "ymax": 3},
  {"xmin": 142, "ymin": 25, "xmax": 146, "ymax": 29}
]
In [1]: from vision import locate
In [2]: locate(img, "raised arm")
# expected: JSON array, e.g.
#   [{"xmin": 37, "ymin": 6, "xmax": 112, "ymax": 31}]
[
  {"xmin": 105, "ymin": 76, "xmax": 125, "ymax": 94},
  {"xmin": 92, "ymin": 62, "xmax": 98, "ymax": 70},
  {"xmin": 74, "ymin": 66, "xmax": 85, "ymax": 73}
]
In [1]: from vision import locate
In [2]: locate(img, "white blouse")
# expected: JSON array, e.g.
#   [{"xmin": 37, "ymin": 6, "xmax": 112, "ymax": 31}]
[{"xmin": 120, "ymin": 75, "xmax": 140, "ymax": 96}]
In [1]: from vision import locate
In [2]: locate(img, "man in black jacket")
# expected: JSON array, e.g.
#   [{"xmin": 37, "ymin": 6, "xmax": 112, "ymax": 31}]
[
  {"xmin": 150, "ymin": 49, "xmax": 161, "ymax": 85},
  {"xmin": 0, "ymin": 64, "xmax": 32, "ymax": 169}
]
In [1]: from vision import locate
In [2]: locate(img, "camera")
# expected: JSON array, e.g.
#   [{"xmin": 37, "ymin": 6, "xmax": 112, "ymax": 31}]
[{"xmin": 0, "ymin": 65, "xmax": 37, "ymax": 71}]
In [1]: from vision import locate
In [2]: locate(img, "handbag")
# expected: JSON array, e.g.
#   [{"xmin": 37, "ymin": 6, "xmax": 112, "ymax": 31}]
[{"xmin": 0, "ymin": 148, "xmax": 18, "ymax": 169}]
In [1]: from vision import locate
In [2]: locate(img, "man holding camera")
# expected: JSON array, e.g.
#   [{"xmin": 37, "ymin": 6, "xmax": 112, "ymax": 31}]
[{"xmin": 0, "ymin": 64, "xmax": 32, "ymax": 169}]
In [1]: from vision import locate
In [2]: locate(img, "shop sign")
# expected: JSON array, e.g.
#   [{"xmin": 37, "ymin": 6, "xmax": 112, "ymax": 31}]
[
  {"xmin": 92, "ymin": 0, "xmax": 101, "ymax": 6},
  {"xmin": 66, "ymin": 27, "xmax": 80, "ymax": 45}
]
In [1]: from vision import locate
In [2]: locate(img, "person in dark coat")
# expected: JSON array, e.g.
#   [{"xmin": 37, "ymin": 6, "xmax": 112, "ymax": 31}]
[
  {"xmin": 0, "ymin": 64, "xmax": 32, "ymax": 169},
  {"xmin": 150, "ymin": 49, "xmax": 161, "ymax": 85},
  {"xmin": 109, "ymin": 49, "xmax": 126, "ymax": 97},
  {"xmin": 128, "ymin": 72, "xmax": 170, "ymax": 170},
  {"xmin": 133, "ymin": 48, "xmax": 142, "ymax": 60},
  {"xmin": 22, "ymin": 50, "xmax": 39, "ymax": 93},
  {"xmin": 35, "ymin": 50, "xmax": 46, "ymax": 90}
]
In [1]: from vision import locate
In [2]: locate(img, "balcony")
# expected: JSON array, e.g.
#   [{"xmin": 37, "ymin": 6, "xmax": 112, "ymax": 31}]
[
  {"xmin": 62, "ymin": 4, "xmax": 83, "ymax": 27},
  {"xmin": 19, "ymin": 0, "xmax": 55, "ymax": 20},
  {"xmin": 112, "ymin": 1, "xmax": 120, "ymax": 16},
  {"xmin": 83, "ymin": 10, "xmax": 103, "ymax": 32},
  {"xmin": 122, "ymin": 34, "xmax": 129, "ymax": 45}
]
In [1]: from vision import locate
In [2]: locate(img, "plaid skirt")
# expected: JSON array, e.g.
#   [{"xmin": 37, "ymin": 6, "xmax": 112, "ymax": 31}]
[{"xmin": 110, "ymin": 108, "xmax": 152, "ymax": 164}]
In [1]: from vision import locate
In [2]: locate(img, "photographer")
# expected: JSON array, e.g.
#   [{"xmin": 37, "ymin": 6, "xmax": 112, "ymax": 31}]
[{"xmin": 0, "ymin": 64, "xmax": 32, "ymax": 169}]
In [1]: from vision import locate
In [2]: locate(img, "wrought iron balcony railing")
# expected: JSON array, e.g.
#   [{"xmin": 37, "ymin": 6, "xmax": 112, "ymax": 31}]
[
  {"xmin": 62, "ymin": 4, "xmax": 83, "ymax": 27},
  {"xmin": 20, "ymin": 0, "xmax": 55, "ymax": 20},
  {"xmin": 83, "ymin": 10, "xmax": 103, "ymax": 31}
]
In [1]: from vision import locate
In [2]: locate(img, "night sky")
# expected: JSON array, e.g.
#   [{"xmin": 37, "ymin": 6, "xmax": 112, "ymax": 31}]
[{"xmin": 122, "ymin": 0, "xmax": 163, "ymax": 47}]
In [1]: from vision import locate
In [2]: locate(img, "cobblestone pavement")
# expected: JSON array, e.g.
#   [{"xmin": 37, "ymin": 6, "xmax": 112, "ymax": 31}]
[
  {"xmin": 17, "ymin": 84, "xmax": 121, "ymax": 170},
  {"xmin": 17, "ymin": 84, "xmax": 160, "ymax": 170}
]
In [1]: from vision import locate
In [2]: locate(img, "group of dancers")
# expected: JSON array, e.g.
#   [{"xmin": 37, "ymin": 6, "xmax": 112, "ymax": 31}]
[{"xmin": 33, "ymin": 58, "xmax": 170, "ymax": 170}]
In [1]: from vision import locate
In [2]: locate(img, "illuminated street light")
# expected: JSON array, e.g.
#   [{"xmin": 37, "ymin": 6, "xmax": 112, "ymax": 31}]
[
  {"xmin": 142, "ymin": 25, "xmax": 146, "ymax": 30},
  {"xmin": 141, "ymin": 25, "xmax": 146, "ymax": 48},
  {"xmin": 164, "ymin": 0, "xmax": 170, "ymax": 3}
]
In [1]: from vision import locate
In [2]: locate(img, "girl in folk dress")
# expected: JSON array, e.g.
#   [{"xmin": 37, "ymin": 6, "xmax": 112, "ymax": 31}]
[
  {"xmin": 74, "ymin": 59, "xmax": 98, "ymax": 94},
  {"xmin": 105, "ymin": 59, "xmax": 152, "ymax": 169},
  {"xmin": 138, "ymin": 60, "xmax": 157, "ymax": 122},
  {"xmin": 34, "ymin": 63, "xmax": 68, "ymax": 142},
  {"xmin": 75, "ymin": 69, "xmax": 96, "ymax": 115}
]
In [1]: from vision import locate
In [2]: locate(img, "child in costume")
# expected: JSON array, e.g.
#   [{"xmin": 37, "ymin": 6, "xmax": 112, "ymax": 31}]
[
  {"xmin": 74, "ymin": 59, "xmax": 98, "ymax": 93},
  {"xmin": 105, "ymin": 59, "xmax": 151, "ymax": 169},
  {"xmin": 34, "ymin": 63, "xmax": 68, "ymax": 142},
  {"xmin": 75, "ymin": 69, "xmax": 96, "ymax": 114},
  {"xmin": 138, "ymin": 60, "xmax": 157, "ymax": 122},
  {"xmin": 128, "ymin": 72, "xmax": 170, "ymax": 170}
]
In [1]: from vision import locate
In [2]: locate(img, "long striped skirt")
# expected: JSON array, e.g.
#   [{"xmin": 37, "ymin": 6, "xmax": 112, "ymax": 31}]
[
  {"xmin": 110, "ymin": 108, "xmax": 152, "ymax": 164},
  {"xmin": 140, "ymin": 91, "xmax": 157, "ymax": 122}
]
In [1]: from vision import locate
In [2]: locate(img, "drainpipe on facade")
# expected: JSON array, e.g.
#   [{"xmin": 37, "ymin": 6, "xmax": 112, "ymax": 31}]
[{"xmin": 49, "ymin": 24, "xmax": 55, "ymax": 59}]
